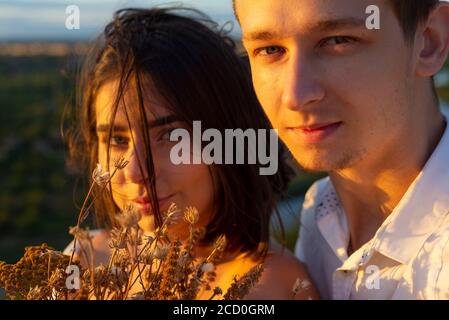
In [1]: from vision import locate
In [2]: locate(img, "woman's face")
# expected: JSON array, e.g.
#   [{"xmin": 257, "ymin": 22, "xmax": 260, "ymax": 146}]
[{"xmin": 94, "ymin": 81, "xmax": 216, "ymax": 238}]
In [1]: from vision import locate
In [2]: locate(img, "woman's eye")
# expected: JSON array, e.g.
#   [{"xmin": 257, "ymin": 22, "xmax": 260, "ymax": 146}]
[
  {"xmin": 255, "ymin": 46, "xmax": 284, "ymax": 57},
  {"xmin": 157, "ymin": 128, "xmax": 175, "ymax": 142},
  {"xmin": 110, "ymin": 135, "xmax": 129, "ymax": 146}
]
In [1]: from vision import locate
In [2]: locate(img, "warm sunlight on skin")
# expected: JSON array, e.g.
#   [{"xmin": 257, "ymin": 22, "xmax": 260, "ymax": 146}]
[
  {"xmin": 237, "ymin": 0, "xmax": 442, "ymax": 174},
  {"xmin": 94, "ymin": 81, "xmax": 215, "ymax": 238},
  {"xmin": 236, "ymin": 0, "xmax": 449, "ymax": 250},
  {"xmin": 90, "ymin": 81, "xmax": 320, "ymax": 300}
]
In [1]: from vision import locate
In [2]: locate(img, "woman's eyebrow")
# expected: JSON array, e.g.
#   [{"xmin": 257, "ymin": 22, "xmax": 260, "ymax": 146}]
[
  {"xmin": 148, "ymin": 115, "xmax": 182, "ymax": 129},
  {"xmin": 96, "ymin": 115, "xmax": 182, "ymax": 132},
  {"xmin": 96, "ymin": 124, "xmax": 127, "ymax": 133}
]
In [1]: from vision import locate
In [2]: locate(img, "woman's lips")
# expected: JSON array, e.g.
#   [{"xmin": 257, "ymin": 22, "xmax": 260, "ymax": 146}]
[
  {"xmin": 133, "ymin": 194, "xmax": 175, "ymax": 215},
  {"xmin": 289, "ymin": 122, "xmax": 343, "ymax": 143}
]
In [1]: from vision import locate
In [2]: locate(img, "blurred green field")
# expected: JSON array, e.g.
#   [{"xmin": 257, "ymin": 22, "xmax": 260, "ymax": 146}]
[
  {"xmin": 0, "ymin": 54, "xmax": 83, "ymax": 263},
  {"xmin": 1, "ymin": 46, "xmax": 448, "ymax": 264}
]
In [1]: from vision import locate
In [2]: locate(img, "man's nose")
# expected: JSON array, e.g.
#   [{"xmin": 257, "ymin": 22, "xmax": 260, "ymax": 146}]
[{"xmin": 281, "ymin": 50, "xmax": 325, "ymax": 111}]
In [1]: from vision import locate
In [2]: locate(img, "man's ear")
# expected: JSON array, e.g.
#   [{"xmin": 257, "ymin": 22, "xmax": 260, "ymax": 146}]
[{"xmin": 416, "ymin": 2, "xmax": 449, "ymax": 77}]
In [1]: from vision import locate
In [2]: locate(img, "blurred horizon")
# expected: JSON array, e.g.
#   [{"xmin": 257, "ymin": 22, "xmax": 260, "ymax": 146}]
[{"xmin": 0, "ymin": 0, "xmax": 240, "ymax": 42}]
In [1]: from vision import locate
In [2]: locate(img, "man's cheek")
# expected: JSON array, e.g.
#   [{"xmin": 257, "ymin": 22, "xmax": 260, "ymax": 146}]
[{"xmin": 254, "ymin": 80, "xmax": 279, "ymax": 119}]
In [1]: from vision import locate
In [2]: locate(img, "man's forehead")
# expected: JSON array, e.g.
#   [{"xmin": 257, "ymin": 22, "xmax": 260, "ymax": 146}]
[{"xmin": 237, "ymin": 0, "xmax": 387, "ymax": 38}]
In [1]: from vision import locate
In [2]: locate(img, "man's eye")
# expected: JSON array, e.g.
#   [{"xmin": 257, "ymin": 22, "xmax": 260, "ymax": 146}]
[
  {"xmin": 255, "ymin": 46, "xmax": 284, "ymax": 57},
  {"xmin": 321, "ymin": 36, "xmax": 356, "ymax": 47}
]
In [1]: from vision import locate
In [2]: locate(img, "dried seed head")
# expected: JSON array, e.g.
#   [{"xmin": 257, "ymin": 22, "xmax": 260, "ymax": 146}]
[
  {"xmin": 26, "ymin": 286, "xmax": 44, "ymax": 300},
  {"xmin": 153, "ymin": 244, "xmax": 170, "ymax": 260},
  {"xmin": 292, "ymin": 278, "xmax": 311, "ymax": 296},
  {"xmin": 163, "ymin": 202, "xmax": 180, "ymax": 225},
  {"xmin": 68, "ymin": 226, "xmax": 92, "ymax": 242},
  {"xmin": 184, "ymin": 206, "xmax": 199, "ymax": 225},
  {"xmin": 92, "ymin": 163, "xmax": 111, "ymax": 187},
  {"xmin": 214, "ymin": 235, "xmax": 227, "ymax": 252},
  {"xmin": 116, "ymin": 205, "xmax": 142, "ymax": 228},
  {"xmin": 114, "ymin": 157, "xmax": 129, "ymax": 170},
  {"xmin": 213, "ymin": 287, "xmax": 223, "ymax": 296},
  {"xmin": 109, "ymin": 228, "xmax": 126, "ymax": 249},
  {"xmin": 201, "ymin": 262, "xmax": 215, "ymax": 273}
]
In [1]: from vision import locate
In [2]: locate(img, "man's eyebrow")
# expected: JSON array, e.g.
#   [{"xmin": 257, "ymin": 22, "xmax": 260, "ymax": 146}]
[
  {"xmin": 96, "ymin": 115, "xmax": 182, "ymax": 132},
  {"xmin": 314, "ymin": 17, "xmax": 366, "ymax": 32},
  {"xmin": 243, "ymin": 17, "xmax": 367, "ymax": 42}
]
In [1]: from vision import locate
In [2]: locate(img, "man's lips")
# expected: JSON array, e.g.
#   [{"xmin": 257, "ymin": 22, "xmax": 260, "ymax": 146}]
[{"xmin": 287, "ymin": 121, "xmax": 343, "ymax": 143}]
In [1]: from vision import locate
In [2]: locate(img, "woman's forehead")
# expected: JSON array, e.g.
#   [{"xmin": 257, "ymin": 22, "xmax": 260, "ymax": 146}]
[{"xmin": 95, "ymin": 80, "xmax": 172, "ymax": 124}]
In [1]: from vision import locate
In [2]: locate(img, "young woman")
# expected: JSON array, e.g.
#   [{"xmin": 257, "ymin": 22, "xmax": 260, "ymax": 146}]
[{"xmin": 65, "ymin": 7, "xmax": 318, "ymax": 300}]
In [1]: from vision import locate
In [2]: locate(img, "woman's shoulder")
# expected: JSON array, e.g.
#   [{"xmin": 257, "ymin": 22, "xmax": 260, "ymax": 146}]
[
  {"xmin": 244, "ymin": 241, "xmax": 319, "ymax": 300},
  {"xmin": 63, "ymin": 229, "xmax": 112, "ymax": 266}
]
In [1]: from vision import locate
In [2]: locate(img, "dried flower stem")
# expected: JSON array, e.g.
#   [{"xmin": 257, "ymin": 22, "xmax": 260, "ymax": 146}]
[{"xmin": 68, "ymin": 164, "xmax": 123, "ymax": 266}]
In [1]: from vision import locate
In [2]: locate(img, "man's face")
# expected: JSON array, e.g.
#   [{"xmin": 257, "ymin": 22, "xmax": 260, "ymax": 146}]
[{"xmin": 237, "ymin": 0, "xmax": 417, "ymax": 172}]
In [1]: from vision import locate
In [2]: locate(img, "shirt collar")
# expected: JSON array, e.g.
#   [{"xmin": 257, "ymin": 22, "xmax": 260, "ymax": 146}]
[
  {"xmin": 316, "ymin": 181, "xmax": 350, "ymax": 263},
  {"xmin": 374, "ymin": 117, "xmax": 449, "ymax": 264}
]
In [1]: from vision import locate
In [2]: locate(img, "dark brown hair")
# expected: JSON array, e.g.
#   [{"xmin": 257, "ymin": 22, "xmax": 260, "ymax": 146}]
[
  {"xmin": 389, "ymin": 0, "xmax": 440, "ymax": 41},
  {"xmin": 66, "ymin": 7, "xmax": 293, "ymax": 255}
]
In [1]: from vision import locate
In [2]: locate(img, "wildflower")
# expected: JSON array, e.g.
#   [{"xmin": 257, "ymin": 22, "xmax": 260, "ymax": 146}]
[
  {"xmin": 177, "ymin": 250, "xmax": 191, "ymax": 267},
  {"xmin": 68, "ymin": 226, "xmax": 92, "ymax": 242},
  {"xmin": 127, "ymin": 292, "xmax": 145, "ymax": 300},
  {"xmin": 214, "ymin": 235, "xmax": 227, "ymax": 252},
  {"xmin": 116, "ymin": 205, "xmax": 142, "ymax": 229},
  {"xmin": 143, "ymin": 235, "xmax": 154, "ymax": 245},
  {"xmin": 141, "ymin": 251, "xmax": 154, "ymax": 265},
  {"xmin": 92, "ymin": 163, "xmax": 111, "ymax": 187},
  {"xmin": 223, "ymin": 264, "xmax": 264, "ymax": 300},
  {"xmin": 27, "ymin": 286, "xmax": 44, "ymax": 300},
  {"xmin": 292, "ymin": 278, "xmax": 311, "ymax": 297},
  {"xmin": 201, "ymin": 262, "xmax": 215, "ymax": 273},
  {"xmin": 208, "ymin": 286, "xmax": 223, "ymax": 300},
  {"xmin": 114, "ymin": 157, "xmax": 129, "ymax": 170},
  {"xmin": 109, "ymin": 228, "xmax": 126, "ymax": 249},
  {"xmin": 153, "ymin": 244, "xmax": 170, "ymax": 260},
  {"xmin": 184, "ymin": 206, "xmax": 199, "ymax": 225},
  {"xmin": 163, "ymin": 202, "xmax": 180, "ymax": 225},
  {"xmin": 48, "ymin": 268, "xmax": 66, "ymax": 290},
  {"xmin": 93, "ymin": 265, "xmax": 110, "ymax": 287}
]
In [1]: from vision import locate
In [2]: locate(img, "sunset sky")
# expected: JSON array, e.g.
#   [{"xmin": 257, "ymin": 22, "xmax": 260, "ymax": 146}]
[{"xmin": 0, "ymin": 0, "xmax": 239, "ymax": 41}]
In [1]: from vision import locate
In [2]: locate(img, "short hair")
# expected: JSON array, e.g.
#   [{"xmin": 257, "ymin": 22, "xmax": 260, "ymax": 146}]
[
  {"xmin": 232, "ymin": 0, "xmax": 440, "ymax": 42},
  {"xmin": 389, "ymin": 0, "xmax": 440, "ymax": 41}
]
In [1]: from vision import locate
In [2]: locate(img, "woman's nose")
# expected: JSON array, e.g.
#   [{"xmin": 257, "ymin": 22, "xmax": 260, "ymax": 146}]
[{"xmin": 123, "ymin": 145, "xmax": 150, "ymax": 183}]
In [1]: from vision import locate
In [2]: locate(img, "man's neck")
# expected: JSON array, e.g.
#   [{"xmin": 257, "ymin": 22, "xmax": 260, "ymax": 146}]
[{"xmin": 329, "ymin": 113, "xmax": 446, "ymax": 253}]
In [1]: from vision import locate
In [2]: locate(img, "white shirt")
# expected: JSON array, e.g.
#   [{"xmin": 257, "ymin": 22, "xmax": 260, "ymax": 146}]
[{"xmin": 295, "ymin": 119, "xmax": 449, "ymax": 300}]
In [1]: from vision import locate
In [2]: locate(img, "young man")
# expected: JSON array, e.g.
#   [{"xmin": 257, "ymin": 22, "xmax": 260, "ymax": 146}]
[{"xmin": 234, "ymin": 0, "xmax": 449, "ymax": 299}]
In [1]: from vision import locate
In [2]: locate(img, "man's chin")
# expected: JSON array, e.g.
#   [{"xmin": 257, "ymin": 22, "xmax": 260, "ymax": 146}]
[{"xmin": 293, "ymin": 153, "xmax": 353, "ymax": 173}]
